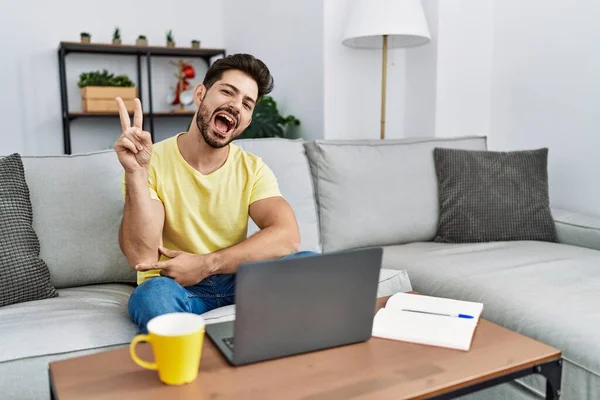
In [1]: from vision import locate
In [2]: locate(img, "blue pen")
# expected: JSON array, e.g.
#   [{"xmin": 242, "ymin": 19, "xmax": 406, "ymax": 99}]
[{"xmin": 402, "ymin": 309, "xmax": 474, "ymax": 319}]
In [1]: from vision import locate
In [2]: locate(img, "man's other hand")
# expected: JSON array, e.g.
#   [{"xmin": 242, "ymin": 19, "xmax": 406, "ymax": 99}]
[{"xmin": 135, "ymin": 246, "xmax": 212, "ymax": 287}]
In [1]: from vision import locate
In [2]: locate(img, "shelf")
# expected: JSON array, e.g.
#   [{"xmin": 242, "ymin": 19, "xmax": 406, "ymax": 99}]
[
  {"xmin": 59, "ymin": 41, "xmax": 225, "ymax": 59},
  {"xmin": 69, "ymin": 111, "xmax": 195, "ymax": 120},
  {"xmin": 58, "ymin": 40, "xmax": 223, "ymax": 154}
]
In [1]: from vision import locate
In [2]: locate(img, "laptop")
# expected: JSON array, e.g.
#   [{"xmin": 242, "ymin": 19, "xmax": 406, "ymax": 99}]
[{"xmin": 205, "ymin": 247, "xmax": 383, "ymax": 366}]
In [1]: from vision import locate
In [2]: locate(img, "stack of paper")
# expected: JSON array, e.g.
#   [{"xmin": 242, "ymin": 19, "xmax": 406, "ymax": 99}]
[
  {"xmin": 201, "ymin": 305, "xmax": 236, "ymax": 325},
  {"xmin": 372, "ymin": 292, "xmax": 484, "ymax": 351}
]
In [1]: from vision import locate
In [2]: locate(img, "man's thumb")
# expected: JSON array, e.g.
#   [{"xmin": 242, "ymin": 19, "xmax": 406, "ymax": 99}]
[{"xmin": 159, "ymin": 246, "xmax": 179, "ymax": 258}]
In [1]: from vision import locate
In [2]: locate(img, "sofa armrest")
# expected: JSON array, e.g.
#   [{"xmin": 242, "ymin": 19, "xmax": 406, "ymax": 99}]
[{"xmin": 552, "ymin": 208, "xmax": 600, "ymax": 251}]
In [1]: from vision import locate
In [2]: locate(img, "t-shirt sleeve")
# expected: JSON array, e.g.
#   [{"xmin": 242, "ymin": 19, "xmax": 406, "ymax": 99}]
[
  {"xmin": 250, "ymin": 159, "xmax": 282, "ymax": 204},
  {"xmin": 121, "ymin": 167, "xmax": 161, "ymax": 202}
]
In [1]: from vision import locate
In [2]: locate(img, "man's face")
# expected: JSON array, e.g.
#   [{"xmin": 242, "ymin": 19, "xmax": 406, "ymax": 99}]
[{"xmin": 195, "ymin": 70, "xmax": 259, "ymax": 148}]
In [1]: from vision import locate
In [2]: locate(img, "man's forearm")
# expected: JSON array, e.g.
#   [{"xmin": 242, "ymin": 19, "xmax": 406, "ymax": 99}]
[
  {"xmin": 120, "ymin": 170, "xmax": 162, "ymax": 267},
  {"xmin": 208, "ymin": 224, "xmax": 300, "ymax": 275}
]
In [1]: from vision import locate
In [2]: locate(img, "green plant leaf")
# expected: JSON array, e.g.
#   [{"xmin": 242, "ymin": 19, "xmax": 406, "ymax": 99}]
[
  {"xmin": 77, "ymin": 69, "xmax": 134, "ymax": 88},
  {"xmin": 238, "ymin": 96, "xmax": 300, "ymax": 139}
]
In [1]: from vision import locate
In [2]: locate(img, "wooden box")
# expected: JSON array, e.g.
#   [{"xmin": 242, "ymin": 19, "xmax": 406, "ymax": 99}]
[{"xmin": 81, "ymin": 86, "xmax": 137, "ymax": 113}]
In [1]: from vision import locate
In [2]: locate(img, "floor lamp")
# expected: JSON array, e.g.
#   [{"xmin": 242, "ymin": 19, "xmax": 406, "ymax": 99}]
[{"xmin": 342, "ymin": 0, "xmax": 431, "ymax": 139}]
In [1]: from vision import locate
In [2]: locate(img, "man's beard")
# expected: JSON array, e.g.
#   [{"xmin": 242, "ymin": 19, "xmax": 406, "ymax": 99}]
[{"xmin": 195, "ymin": 104, "xmax": 237, "ymax": 149}]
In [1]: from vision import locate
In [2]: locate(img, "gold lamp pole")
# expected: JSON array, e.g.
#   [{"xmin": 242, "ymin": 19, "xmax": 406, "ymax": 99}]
[{"xmin": 380, "ymin": 34, "xmax": 388, "ymax": 140}]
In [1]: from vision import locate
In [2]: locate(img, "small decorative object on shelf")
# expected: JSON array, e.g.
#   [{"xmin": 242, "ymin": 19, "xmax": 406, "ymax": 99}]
[
  {"xmin": 191, "ymin": 39, "xmax": 201, "ymax": 49},
  {"xmin": 78, "ymin": 69, "xmax": 137, "ymax": 113},
  {"xmin": 112, "ymin": 27, "xmax": 121, "ymax": 45},
  {"xmin": 80, "ymin": 32, "xmax": 91, "ymax": 43},
  {"xmin": 167, "ymin": 60, "xmax": 195, "ymax": 111},
  {"xmin": 166, "ymin": 29, "xmax": 175, "ymax": 47},
  {"xmin": 240, "ymin": 96, "xmax": 300, "ymax": 139},
  {"xmin": 136, "ymin": 35, "xmax": 148, "ymax": 46}
]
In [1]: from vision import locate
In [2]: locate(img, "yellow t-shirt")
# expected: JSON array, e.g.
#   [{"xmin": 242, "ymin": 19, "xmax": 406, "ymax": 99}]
[{"xmin": 122, "ymin": 132, "xmax": 282, "ymax": 284}]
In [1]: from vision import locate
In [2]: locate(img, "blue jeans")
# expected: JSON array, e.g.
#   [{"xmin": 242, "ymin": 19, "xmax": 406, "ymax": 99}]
[{"xmin": 128, "ymin": 251, "xmax": 318, "ymax": 333}]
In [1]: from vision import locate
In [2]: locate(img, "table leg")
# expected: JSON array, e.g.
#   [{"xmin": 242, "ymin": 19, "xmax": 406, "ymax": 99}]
[
  {"xmin": 48, "ymin": 368, "xmax": 58, "ymax": 400},
  {"xmin": 538, "ymin": 359, "xmax": 563, "ymax": 399},
  {"xmin": 426, "ymin": 358, "xmax": 563, "ymax": 400}
]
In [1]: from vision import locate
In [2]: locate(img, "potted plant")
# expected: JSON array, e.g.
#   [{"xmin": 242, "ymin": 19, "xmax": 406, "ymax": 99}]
[
  {"xmin": 112, "ymin": 27, "xmax": 121, "ymax": 45},
  {"xmin": 166, "ymin": 30, "xmax": 175, "ymax": 47},
  {"xmin": 78, "ymin": 69, "xmax": 137, "ymax": 113},
  {"xmin": 80, "ymin": 32, "xmax": 91, "ymax": 44},
  {"xmin": 239, "ymin": 96, "xmax": 300, "ymax": 139},
  {"xmin": 136, "ymin": 35, "xmax": 147, "ymax": 46},
  {"xmin": 191, "ymin": 39, "xmax": 201, "ymax": 49}
]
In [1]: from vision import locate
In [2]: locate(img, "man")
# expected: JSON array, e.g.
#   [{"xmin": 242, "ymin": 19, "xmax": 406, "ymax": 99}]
[{"xmin": 115, "ymin": 53, "xmax": 313, "ymax": 333}]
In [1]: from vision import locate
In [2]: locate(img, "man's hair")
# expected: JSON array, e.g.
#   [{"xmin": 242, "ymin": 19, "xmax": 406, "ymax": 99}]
[{"xmin": 203, "ymin": 53, "xmax": 274, "ymax": 99}]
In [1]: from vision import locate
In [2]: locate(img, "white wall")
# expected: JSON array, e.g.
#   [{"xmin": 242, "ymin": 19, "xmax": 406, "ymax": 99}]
[
  {"xmin": 403, "ymin": 0, "xmax": 439, "ymax": 138},
  {"xmin": 434, "ymin": 0, "xmax": 493, "ymax": 138},
  {"xmin": 490, "ymin": 0, "xmax": 600, "ymax": 216},
  {"xmin": 404, "ymin": 0, "xmax": 493, "ymax": 139},
  {"xmin": 0, "ymin": 0, "xmax": 223, "ymax": 155},
  {"xmin": 324, "ymin": 0, "xmax": 406, "ymax": 140},
  {"xmin": 223, "ymin": 0, "xmax": 324, "ymax": 140}
]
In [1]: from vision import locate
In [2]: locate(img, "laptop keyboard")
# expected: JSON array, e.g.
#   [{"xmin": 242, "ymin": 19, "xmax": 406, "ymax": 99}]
[{"xmin": 222, "ymin": 337, "xmax": 234, "ymax": 350}]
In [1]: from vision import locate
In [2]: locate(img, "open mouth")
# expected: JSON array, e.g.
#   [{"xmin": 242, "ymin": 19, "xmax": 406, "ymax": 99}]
[{"xmin": 213, "ymin": 112, "xmax": 237, "ymax": 137}]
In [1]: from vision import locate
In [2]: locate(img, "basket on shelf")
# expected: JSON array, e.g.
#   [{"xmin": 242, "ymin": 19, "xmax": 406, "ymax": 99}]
[{"xmin": 81, "ymin": 87, "xmax": 137, "ymax": 112}]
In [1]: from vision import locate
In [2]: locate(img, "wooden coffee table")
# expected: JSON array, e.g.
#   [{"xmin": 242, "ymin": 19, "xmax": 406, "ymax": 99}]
[{"xmin": 49, "ymin": 296, "xmax": 562, "ymax": 400}]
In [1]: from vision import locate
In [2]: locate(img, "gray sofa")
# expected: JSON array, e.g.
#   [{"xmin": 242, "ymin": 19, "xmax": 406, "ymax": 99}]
[{"xmin": 1, "ymin": 136, "xmax": 599, "ymax": 399}]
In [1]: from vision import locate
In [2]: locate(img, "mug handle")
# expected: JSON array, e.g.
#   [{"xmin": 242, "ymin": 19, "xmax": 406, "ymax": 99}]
[{"xmin": 129, "ymin": 334, "xmax": 157, "ymax": 370}]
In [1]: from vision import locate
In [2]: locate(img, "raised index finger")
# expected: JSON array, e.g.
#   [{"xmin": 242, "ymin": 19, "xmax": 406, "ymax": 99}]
[
  {"xmin": 115, "ymin": 97, "xmax": 131, "ymax": 131},
  {"xmin": 133, "ymin": 98, "xmax": 143, "ymax": 129}
]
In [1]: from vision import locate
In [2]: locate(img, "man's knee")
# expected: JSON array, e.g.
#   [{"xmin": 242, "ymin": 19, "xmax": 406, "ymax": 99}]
[
  {"xmin": 130, "ymin": 277, "xmax": 183, "ymax": 301},
  {"xmin": 128, "ymin": 277, "xmax": 189, "ymax": 331}
]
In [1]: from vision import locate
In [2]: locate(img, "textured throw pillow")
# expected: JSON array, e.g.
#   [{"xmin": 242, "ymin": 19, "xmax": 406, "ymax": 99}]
[
  {"xmin": 433, "ymin": 147, "xmax": 557, "ymax": 243},
  {"xmin": 0, "ymin": 153, "xmax": 58, "ymax": 307}
]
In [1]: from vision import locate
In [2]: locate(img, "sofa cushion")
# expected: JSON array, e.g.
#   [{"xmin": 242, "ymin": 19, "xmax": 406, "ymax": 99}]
[
  {"xmin": 235, "ymin": 138, "xmax": 321, "ymax": 252},
  {"xmin": 0, "ymin": 154, "xmax": 58, "ymax": 306},
  {"xmin": 304, "ymin": 136, "xmax": 487, "ymax": 252},
  {"xmin": 20, "ymin": 150, "xmax": 136, "ymax": 289},
  {"xmin": 381, "ymin": 241, "xmax": 600, "ymax": 400},
  {"xmin": 433, "ymin": 147, "xmax": 557, "ymax": 243},
  {"xmin": 0, "ymin": 283, "xmax": 136, "ymax": 363},
  {"xmin": 553, "ymin": 207, "xmax": 600, "ymax": 251}
]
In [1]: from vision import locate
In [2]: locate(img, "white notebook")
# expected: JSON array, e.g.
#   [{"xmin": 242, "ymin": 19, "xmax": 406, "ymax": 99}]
[{"xmin": 372, "ymin": 292, "xmax": 484, "ymax": 351}]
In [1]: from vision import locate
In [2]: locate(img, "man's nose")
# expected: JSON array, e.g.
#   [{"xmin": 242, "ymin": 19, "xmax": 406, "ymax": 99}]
[{"xmin": 227, "ymin": 98, "xmax": 243, "ymax": 114}]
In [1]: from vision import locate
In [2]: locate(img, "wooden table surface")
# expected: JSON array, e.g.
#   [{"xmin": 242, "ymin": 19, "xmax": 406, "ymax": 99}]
[{"xmin": 49, "ymin": 296, "xmax": 561, "ymax": 400}]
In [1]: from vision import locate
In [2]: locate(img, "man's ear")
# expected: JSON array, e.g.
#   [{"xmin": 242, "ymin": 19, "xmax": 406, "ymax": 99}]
[{"xmin": 193, "ymin": 84, "xmax": 206, "ymax": 106}]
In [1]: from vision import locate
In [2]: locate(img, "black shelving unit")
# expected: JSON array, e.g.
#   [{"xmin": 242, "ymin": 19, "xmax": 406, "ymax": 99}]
[{"xmin": 57, "ymin": 41, "xmax": 226, "ymax": 154}]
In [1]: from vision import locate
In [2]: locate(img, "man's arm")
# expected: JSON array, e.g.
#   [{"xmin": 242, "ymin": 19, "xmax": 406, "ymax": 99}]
[
  {"xmin": 208, "ymin": 196, "xmax": 300, "ymax": 274},
  {"xmin": 135, "ymin": 196, "xmax": 300, "ymax": 286},
  {"xmin": 119, "ymin": 169, "xmax": 165, "ymax": 269}
]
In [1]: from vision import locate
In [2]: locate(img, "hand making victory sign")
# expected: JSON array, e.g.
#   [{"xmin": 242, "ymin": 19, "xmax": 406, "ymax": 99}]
[{"xmin": 114, "ymin": 97, "xmax": 153, "ymax": 172}]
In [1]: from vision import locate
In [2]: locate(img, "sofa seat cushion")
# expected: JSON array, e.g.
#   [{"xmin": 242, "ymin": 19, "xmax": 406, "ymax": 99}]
[
  {"xmin": 0, "ymin": 284, "xmax": 137, "ymax": 363},
  {"xmin": 381, "ymin": 241, "xmax": 600, "ymax": 399}
]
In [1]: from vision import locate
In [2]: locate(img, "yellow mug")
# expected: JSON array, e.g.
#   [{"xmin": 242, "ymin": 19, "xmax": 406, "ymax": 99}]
[{"xmin": 129, "ymin": 312, "xmax": 206, "ymax": 385}]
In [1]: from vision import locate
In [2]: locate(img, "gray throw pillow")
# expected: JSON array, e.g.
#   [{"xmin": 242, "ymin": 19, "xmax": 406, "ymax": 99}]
[
  {"xmin": 0, "ymin": 153, "xmax": 58, "ymax": 307},
  {"xmin": 433, "ymin": 147, "xmax": 557, "ymax": 243}
]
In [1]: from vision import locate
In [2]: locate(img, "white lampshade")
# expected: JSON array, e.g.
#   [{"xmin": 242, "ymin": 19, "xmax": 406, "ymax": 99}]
[{"xmin": 342, "ymin": 0, "xmax": 431, "ymax": 49}]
